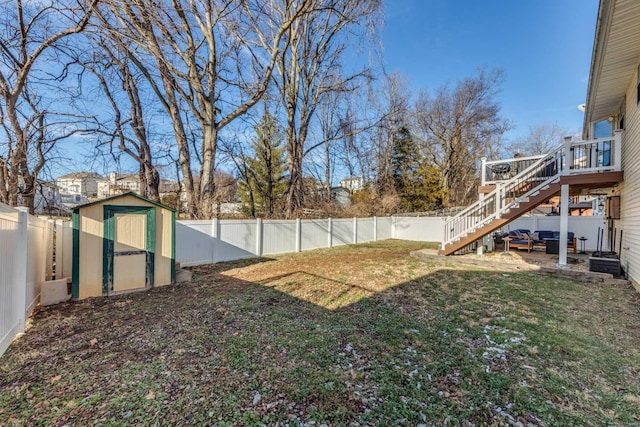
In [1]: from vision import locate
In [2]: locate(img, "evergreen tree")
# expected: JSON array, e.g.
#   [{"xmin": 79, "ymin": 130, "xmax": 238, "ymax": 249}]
[
  {"xmin": 391, "ymin": 126, "xmax": 447, "ymax": 212},
  {"xmin": 238, "ymin": 112, "xmax": 288, "ymax": 217}
]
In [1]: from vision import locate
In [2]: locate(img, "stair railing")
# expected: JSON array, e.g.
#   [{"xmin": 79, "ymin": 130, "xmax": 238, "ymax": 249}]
[{"xmin": 442, "ymin": 144, "xmax": 566, "ymax": 249}]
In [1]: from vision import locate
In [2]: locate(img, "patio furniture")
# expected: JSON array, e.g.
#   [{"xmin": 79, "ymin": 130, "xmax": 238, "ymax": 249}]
[
  {"xmin": 546, "ymin": 238, "xmax": 560, "ymax": 254},
  {"xmin": 579, "ymin": 237, "xmax": 588, "ymax": 254},
  {"xmin": 506, "ymin": 230, "xmax": 533, "ymax": 252},
  {"xmin": 490, "ymin": 163, "xmax": 511, "ymax": 180},
  {"xmin": 530, "ymin": 230, "xmax": 577, "ymax": 253}
]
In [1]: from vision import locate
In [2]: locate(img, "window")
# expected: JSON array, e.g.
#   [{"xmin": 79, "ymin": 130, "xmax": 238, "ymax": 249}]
[{"xmin": 593, "ymin": 119, "xmax": 613, "ymax": 168}]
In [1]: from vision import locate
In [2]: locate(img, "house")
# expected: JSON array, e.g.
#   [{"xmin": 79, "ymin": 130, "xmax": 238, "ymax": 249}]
[
  {"xmin": 330, "ymin": 186, "xmax": 351, "ymax": 208},
  {"xmin": 108, "ymin": 172, "xmax": 141, "ymax": 195},
  {"xmin": 340, "ymin": 176, "xmax": 364, "ymax": 193},
  {"xmin": 441, "ymin": 0, "xmax": 640, "ymax": 286},
  {"xmin": 583, "ymin": 0, "xmax": 640, "ymax": 288},
  {"xmin": 56, "ymin": 172, "xmax": 102, "ymax": 198},
  {"xmin": 33, "ymin": 180, "xmax": 63, "ymax": 215}
]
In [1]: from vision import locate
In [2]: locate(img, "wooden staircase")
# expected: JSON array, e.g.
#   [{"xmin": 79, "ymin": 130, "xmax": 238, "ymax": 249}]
[
  {"xmin": 439, "ymin": 144, "xmax": 566, "ymax": 256},
  {"xmin": 439, "ymin": 133, "xmax": 623, "ymax": 256},
  {"xmin": 439, "ymin": 181, "xmax": 560, "ymax": 255}
]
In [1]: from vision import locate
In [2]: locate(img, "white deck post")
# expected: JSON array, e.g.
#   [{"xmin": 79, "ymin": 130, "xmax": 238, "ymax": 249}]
[
  {"xmin": 477, "ymin": 193, "xmax": 485, "ymax": 256},
  {"xmin": 480, "ymin": 157, "xmax": 487, "ymax": 186},
  {"xmin": 559, "ymin": 184, "xmax": 569, "ymax": 266},
  {"xmin": 563, "ymin": 137, "xmax": 573, "ymax": 175},
  {"xmin": 614, "ymin": 130, "xmax": 623, "ymax": 171}
]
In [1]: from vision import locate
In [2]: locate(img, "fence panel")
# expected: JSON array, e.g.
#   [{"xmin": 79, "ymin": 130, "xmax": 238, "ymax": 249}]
[
  {"xmin": 216, "ymin": 220, "xmax": 257, "ymax": 262},
  {"xmin": 175, "ymin": 220, "xmax": 215, "ymax": 266},
  {"xmin": 55, "ymin": 221, "xmax": 73, "ymax": 279},
  {"xmin": 26, "ymin": 215, "xmax": 50, "ymax": 317},
  {"xmin": 262, "ymin": 220, "xmax": 297, "ymax": 255},
  {"xmin": 356, "ymin": 218, "xmax": 375, "ymax": 243},
  {"xmin": 0, "ymin": 207, "xmax": 21, "ymax": 356},
  {"xmin": 393, "ymin": 217, "xmax": 446, "ymax": 242},
  {"xmin": 301, "ymin": 219, "xmax": 329, "ymax": 251},
  {"xmin": 376, "ymin": 217, "xmax": 392, "ymax": 240},
  {"xmin": 44, "ymin": 220, "xmax": 54, "ymax": 281},
  {"xmin": 332, "ymin": 219, "xmax": 353, "ymax": 246}
]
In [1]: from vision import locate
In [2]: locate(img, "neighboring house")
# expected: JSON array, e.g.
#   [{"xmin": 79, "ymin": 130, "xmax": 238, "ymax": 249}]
[
  {"xmin": 15, "ymin": 177, "xmax": 65, "ymax": 215},
  {"xmin": 60, "ymin": 193, "xmax": 88, "ymax": 211},
  {"xmin": 33, "ymin": 180, "xmax": 63, "ymax": 215},
  {"xmin": 331, "ymin": 186, "xmax": 351, "ymax": 208},
  {"xmin": 340, "ymin": 176, "xmax": 364, "ymax": 193},
  {"xmin": 56, "ymin": 172, "xmax": 102, "ymax": 198},
  {"xmin": 441, "ymin": 0, "xmax": 640, "ymax": 284},
  {"xmin": 109, "ymin": 172, "xmax": 141, "ymax": 194}
]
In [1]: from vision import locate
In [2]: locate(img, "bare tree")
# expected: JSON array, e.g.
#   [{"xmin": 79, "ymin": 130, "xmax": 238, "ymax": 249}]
[
  {"xmin": 74, "ymin": 36, "xmax": 162, "ymax": 200},
  {"xmin": 262, "ymin": 0, "xmax": 382, "ymax": 217},
  {"xmin": 93, "ymin": 0, "xmax": 315, "ymax": 218},
  {"xmin": 508, "ymin": 122, "xmax": 569, "ymax": 156},
  {"xmin": 0, "ymin": 0, "xmax": 97, "ymax": 212},
  {"xmin": 414, "ymin": 68, "xmax": 511, "ymax": 207}
]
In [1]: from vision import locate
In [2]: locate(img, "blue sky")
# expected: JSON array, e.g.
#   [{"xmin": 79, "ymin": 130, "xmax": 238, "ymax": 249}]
[
  {"xmin": 51, "ymin": 0, "xmax": 600, "ymax": 178},
  {"xmin": 381, "ymin": 0, "xmax": 599, "ymax": 141}
]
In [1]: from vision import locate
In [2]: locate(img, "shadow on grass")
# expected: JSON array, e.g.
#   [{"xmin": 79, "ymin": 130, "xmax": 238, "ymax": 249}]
[{"xmin": 1, "ymin": 260, "xmax": 639, "ymax": 426}]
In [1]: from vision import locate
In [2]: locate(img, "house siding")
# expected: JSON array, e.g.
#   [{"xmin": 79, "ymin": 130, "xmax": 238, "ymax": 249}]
[{"xmin": 620, "ymin": 67, "xmax": 640, "ymax": 290}]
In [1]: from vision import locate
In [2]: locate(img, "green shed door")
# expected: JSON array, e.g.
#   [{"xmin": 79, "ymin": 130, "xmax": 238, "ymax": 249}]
[{"xmin": 103, "ymin": 205, "xmax": 155, "ymax": 295}]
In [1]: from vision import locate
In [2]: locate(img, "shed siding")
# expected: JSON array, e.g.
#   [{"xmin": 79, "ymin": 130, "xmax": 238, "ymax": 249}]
[{"xmin": 620, "ymin": 68, "xmax": 640, "ymax": 290}]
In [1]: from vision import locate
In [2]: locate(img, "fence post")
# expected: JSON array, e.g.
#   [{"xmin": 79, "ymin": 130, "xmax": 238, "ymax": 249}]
[
  {"xmin": 328, "ymin": 218, "xmax": 333, "ymax": 248},
  {"xmin": 15, "ymin": 208, "xmax": 29, "ymax": 333},
  {"xmin": 353, "ymin": 217, "xmax": 357, "ymax": 244},
  {"xmin": 373, "ymin": 216, "xmax": 377, "ymax": 241},
  {"xmin": 256, "ymin": 218, "xmax": 263, "ymax": 256},
  {"xmin": 55, "ymin": 220, "xmax": 62, "ymax": 279},
  {"xmin": 211, "ymin": 218, "xmax": 218, "ymax": 263},
  {"xmin": 391, "ymin": 216, "xmax": 396, "ymax": 239},
  {"xmin": 296, "ymin": 218, "xmax": 301, "ymax": 252}
]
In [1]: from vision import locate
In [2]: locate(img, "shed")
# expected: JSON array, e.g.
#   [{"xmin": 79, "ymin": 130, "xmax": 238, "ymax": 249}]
[{"xmin": 72, "ymin": 192, "xmax": 175, "ymax": 300}]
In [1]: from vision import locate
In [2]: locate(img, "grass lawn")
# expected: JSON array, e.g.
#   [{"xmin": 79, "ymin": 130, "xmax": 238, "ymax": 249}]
[{"xmin": 1, "ymin": 240, "xmax": 640, "ymax": 426}]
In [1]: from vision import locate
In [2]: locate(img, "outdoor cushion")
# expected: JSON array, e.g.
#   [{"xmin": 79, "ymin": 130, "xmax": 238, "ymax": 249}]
[
  {"xmin": 515, "ymin": 229, "xmax": 531, "ymax": 235},
  {"xmin": 551, "ymin": 231, "xmax": 575, "ymax": 244},
  {"xmin": 534, "ymin": 230, "xmax": 554, "ymax": 243}
]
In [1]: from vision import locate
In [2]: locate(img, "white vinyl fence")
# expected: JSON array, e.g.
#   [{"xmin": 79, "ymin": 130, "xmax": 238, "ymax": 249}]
[
  {"xmin": 176, "ymin": 214, "xmax": 609, "ymax": 266},
  {"xmin": 0, "ymin": 204, "xmax": 55, "ymax": 357},
  {"xmin": 176, "ymin": 216, "xmax": 395, "ymax": 266}
]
